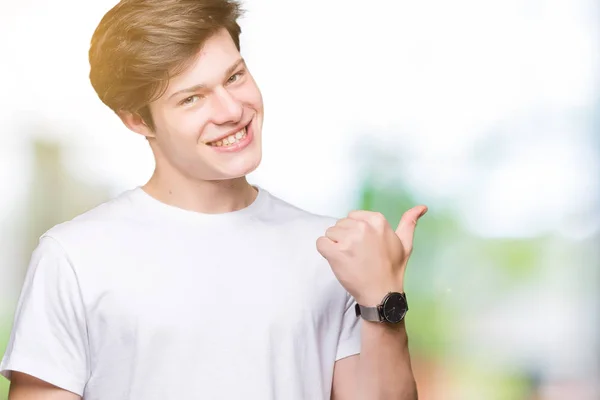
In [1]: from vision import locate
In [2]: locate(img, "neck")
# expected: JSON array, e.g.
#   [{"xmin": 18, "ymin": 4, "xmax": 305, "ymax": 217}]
[{"xmin": 142, "ymin": 171, "xmax": 258, "ymax": 215}]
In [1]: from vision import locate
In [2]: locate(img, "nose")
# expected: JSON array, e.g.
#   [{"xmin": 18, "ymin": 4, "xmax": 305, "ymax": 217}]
[{"xmin": 210, "ymin": 86, "xmax": 243, "ymax": 125}]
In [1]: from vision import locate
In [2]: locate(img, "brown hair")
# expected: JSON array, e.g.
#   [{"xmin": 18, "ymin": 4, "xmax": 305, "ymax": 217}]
[{"xmin": 89, "ymin": 0, "xmax": 244, "ymax": 130}]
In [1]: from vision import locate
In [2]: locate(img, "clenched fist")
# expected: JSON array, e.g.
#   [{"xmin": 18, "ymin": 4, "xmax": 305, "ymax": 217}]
[{"xmin": 316, "ymin": 206, "xmax": 427, "ymax": 306}]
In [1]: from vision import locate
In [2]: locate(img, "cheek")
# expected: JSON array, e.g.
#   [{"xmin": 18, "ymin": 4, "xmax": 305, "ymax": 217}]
[
  {"xmin": 154, "ymin": 112, "xmax": 209, "ymax": 159},
  {"xmin": 254, "ymin": 90, "xmax": 264, "ymax": 111},
  {"xmin": 244, "ymin": 78, "xmax": 264, "ymax": 110},
  {"xmin": 166, "ymin": 111, "xmax": 208, "ymax": 141}
]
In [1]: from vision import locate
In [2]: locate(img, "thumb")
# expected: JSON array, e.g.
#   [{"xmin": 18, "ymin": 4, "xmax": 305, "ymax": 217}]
[{"xmin": 395, "ymin": 205, "xmax": 428, "ymax": 251}]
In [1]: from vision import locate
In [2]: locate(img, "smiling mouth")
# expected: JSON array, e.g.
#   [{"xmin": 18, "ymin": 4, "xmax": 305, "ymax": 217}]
[{"xmin": 207, "ymin": 126, "xmax": 248, "ymax": 147}]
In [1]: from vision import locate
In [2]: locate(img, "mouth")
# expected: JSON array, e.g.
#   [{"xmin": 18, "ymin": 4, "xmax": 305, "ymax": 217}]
[{"xmin": 206, "ymin": 124, "xmax": 249, "ymax": 147}]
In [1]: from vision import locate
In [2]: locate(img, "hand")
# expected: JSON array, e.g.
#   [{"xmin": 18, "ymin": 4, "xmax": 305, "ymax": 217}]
[{"xmin": 316, "ymin": 206, "xmax": 427, "ymax": 306}]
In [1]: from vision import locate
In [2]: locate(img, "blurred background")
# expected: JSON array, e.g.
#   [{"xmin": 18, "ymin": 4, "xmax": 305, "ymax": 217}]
[{"xmin": 0, "ymin": 0, "xmax": 598, "ymax": 399}]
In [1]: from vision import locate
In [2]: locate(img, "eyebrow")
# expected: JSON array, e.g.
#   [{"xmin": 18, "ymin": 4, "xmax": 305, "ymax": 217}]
[{"xmin": 168, "ymin": 58, "xmax": 246, "ymax": 101}]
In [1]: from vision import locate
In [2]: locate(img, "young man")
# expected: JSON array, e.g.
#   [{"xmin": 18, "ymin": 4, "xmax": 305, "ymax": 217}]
[{"xmin": 1, "ymin": 0, "xmax": 426, "ymax": 399}]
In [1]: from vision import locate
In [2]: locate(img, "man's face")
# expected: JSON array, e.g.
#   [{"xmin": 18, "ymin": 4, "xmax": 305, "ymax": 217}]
[{"xmin": 148, "ymin": 28, "xmax": 263, "ymax": 181}]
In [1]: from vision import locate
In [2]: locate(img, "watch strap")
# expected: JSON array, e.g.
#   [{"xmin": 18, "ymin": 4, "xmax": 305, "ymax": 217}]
[{"xmin": 354, "ymin": 303, "xmax": 381, "ymax": 322}]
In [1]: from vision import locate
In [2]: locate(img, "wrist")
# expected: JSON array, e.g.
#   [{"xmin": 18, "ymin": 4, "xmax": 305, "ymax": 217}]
[
  {"xmin": 355, "ymin": 291, "xmax": 409, "ymax": 324},
  {"xmin": 362, "ymin": 317, "xmax": 407, "ymax": 332},
  {"xmin": 356, "ymin": 282, "xmax": 404, "ymax": 306}
]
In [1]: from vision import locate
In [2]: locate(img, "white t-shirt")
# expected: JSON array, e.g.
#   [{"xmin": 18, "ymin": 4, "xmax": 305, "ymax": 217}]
[{"xmin": 1, "ymin": 186, "xmax": 361, "ymax": 400}]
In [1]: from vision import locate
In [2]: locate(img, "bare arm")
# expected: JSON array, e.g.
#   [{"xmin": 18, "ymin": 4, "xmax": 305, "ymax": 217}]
[
  {"xmin": 8, "ymin": 372, "xmax": 81, "ymax": 400},
  {"xmin": 331, "ymin": 355, "xmax": 359, "ymax": 400},
  {"xmin": 319, "ymin": 206, "xmax": 427, "ymax": 400},
  {"xmin": 331, "ymin": 321, "xmax": 417, "ymax": 400}
]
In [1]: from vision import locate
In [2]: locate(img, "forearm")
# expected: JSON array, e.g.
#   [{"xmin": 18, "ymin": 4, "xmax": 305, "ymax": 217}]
[
  {"xmin": 356, "ymin": 320, "xmax": 417, "ymax": 400},
  {"xmin": 9, "ymin": 372, "xmax": 82, "ymax": 400}
]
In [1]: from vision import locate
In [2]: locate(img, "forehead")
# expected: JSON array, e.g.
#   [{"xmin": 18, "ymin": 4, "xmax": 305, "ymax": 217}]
[{"xmin": 163, "ymin": 29, "xmax": 241, "ymax": 96}]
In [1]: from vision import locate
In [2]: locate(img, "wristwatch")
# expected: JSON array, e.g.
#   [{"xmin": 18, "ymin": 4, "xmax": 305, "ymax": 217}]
[{"xmin": 355, "ymin": 292, "xmax": 408, "ymax": 324}]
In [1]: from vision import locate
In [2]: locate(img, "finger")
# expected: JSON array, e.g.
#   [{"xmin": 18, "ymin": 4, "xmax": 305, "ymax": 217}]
[
  {"xmin": 325, "ymin": 225, "xmax": 349, "ymax": 243},
  {"xmin": 395, "ymin": 205, "xmax": 428, "ymax": 250},
  {"xmin": 334, "ymin": 218, "xmax": 356, "ymax": 229},
  {"xmin": 347, "ymin": 210, "xmax": 387, "ymax": 230},
  {"xmin": 316, "ymin": 235, "xmax": 336, "ymax": 258}
]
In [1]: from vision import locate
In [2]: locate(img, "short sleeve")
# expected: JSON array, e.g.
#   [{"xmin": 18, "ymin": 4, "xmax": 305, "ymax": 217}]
[
  {"xmin": 0, "ymin": 236, "xmax": 89, "ymax": 395},
  {"xmin": 335, "ymin": 293, "xmax": 362, "ymax": 361}
]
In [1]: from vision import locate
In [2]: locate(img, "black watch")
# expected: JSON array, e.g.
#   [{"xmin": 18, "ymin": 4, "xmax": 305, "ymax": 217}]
[{"xmin": 355, "ymin": 292, "xmax": 408, "ymax": 324}]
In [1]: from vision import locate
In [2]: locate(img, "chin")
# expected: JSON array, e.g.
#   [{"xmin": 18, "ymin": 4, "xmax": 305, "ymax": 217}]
[
  {"xmin": 234, "ymin": 155, "xmax": 262, "ymax": 178},
  {"xmin": 215, "ymin": 152, "xmax": 262, "ymax": 180}
]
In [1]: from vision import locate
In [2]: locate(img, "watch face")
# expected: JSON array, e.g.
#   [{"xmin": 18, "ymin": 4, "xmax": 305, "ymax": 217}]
[{"xmin": 382, "ymin": 292, "xmax": 408, "ymax": 324}]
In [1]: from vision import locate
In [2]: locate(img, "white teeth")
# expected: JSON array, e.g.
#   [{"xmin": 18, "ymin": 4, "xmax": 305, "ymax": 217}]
[{"xmin": 210, "ymin": 127, "xmax": 247, "ymax": 147}]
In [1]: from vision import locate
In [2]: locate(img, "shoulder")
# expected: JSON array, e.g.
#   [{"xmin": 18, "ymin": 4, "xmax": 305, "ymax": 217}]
[
  {"xmin": 42, "ymin": 187, "xmax": 141, "ymax": 250},
  {"xmin": 260, "ymin": 187, "xmax": 339, "ymax": 232}
]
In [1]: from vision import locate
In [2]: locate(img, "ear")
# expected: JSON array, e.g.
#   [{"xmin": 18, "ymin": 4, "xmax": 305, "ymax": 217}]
[{"xmin": 118, "ymin": 110, "xmax": 156, "ymax": 139}]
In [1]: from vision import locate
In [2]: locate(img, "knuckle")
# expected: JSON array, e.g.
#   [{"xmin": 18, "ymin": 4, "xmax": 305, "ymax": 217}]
[
  {"xmin": 373, "ymin": 214, "xmax": 387, "ymax": 229},
  {"xmin": 335, "ymin": 218, "xmax": 348, "ymax": 227},
  {"xmin": 348, "ymin": 210, "xmax": 360, "ymax": 218},
  {"xmin": 356, "ymin": 220, "xmax": 368, "ymax": 231}
]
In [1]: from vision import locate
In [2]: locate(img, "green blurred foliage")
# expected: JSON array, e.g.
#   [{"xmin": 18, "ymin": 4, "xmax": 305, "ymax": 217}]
[
  {"xmin": 358, "ymin": 179, "xmax": 459, "ymax": 358},
  {"xmin": 0, "ymin": 322, "xmax": 9, "ymax": 399},
  {"xmin": 473, "ymin": 238, "xmax": 546, "ymax": 280},
  {"xmin": 356, "ymin": 166, "xmax": 550, "ymax": 398}
]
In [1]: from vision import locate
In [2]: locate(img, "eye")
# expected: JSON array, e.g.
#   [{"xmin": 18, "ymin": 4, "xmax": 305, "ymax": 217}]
[
  {"xmin": 180, "ymin": 95, "xmax": 201, "ymax": 106},
  {"xmin": 227, "ymin": 70, "xmax": 245, "ymax": 84}
]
